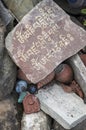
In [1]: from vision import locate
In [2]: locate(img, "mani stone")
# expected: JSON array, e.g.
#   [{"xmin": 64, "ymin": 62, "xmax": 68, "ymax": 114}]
[
  {"xmin": 0, "ymin": 96, "xmax": 19, "ymax": 130},
  {"xmin": 36, "ymin": 83, "xmax": 86, "ymax": 129},
  {"xmin": 21, "ymin": 111, "xmax": 51, "ymax": 130},
  {"xmin": 5, "ymin": 0, "xmax": 86, "ymax": 83},
  {"xmin": 0, "ymin": 19, "xmax": 17, "ymax": 100}
]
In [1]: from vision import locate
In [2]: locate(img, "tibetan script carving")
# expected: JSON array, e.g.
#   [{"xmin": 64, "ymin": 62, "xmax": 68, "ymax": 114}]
[{"xmin": 6, "ymin": 0, "xmax": 86, "ymax": 83}]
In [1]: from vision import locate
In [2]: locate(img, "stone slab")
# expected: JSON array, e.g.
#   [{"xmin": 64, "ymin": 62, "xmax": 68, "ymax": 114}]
[
  {"xmin": 36, "ymin": 83, "xmax": 86, "ymax": 129},
  {"xmin": 21, "ymin": 111, "xmax": 51, "ymax": 130},
  {"xmin": 5, "ymin": 0, "xmax": 86, "ymax": 83},
  {"xmin": 69, "ymin": 54, "xmax": 86, "ymax": 102}
]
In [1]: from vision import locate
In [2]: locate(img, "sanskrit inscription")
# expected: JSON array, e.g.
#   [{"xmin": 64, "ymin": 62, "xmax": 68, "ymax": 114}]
[{"xmin": 6, "ymin": 0, "xmax": 86, "ymax": 83}]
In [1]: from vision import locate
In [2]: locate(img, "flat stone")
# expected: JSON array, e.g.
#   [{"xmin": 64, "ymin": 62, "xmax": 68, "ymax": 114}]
[
  {"xmin": 36, "ymin": 83, "xmax": 86, "ymax": 129},
  {"xmin": 21, "ymin": 111, "xmax": 51, "ymax": 130},
  {"xmin": 6, "ymin": 0, "xmax": 86, "ymax": 83},
  {"xmin": 69, "ymin": 54, "xmax": 86, "ymax": 101}
]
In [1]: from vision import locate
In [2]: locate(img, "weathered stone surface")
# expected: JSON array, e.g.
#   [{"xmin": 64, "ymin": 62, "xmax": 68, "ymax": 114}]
[
  {"xmin": 0, "ymin": 19, "xmax": 5, "ymax": 60},
  {"xmin": 36, "ymin": 83, "xmax": 86, "ymax": 129},
  {"xmin": 2, "ymin": 0, "xmax": 42, "ymax": 21},
  {"xmin": 32, "ymin": 0, "xmax": 42, "ymax": 6},
  {"xmin": 21, "ymin": 111, "xmax": 51, "ymax": 130},
  {"xmin": 0, "ymin": 96, "xmax": 19, "ymax": 130},
  {"xmin": 69, "ymin": 54, "xmax": 86, "ymax": 102},
  {"xmin": 6, "ymin": 0, "xmax": 86, "ymax": 83},
  {"xmin": 0, "ymin": 0, "xmax": 12, "ymax": 26},
  {"xmin": 53, "ymin": 119, "xmax": 86, "ymax": 130},
  {"xmin": 0, "ymin": 50, "xmax": 17, "ymax": 100},
  {"xmin": 0, "ymin": 19, "xmax": 17, "ymax": 100}
]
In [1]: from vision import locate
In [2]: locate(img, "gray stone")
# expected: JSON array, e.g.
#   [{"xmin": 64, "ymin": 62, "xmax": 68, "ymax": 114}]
[
  {"xmin": 0, "ymin": 19, "xmax": 17, "ymax": 100},
  {"xmin": 69, "ymin": 54, "xmax": 86, "ymax": 102},
  {"xmin": 21, "ymin": 111, "xmax": 51, "ymax": 130},
  {"xmin": 3, "ymin": 0, "xmax": 42, "ymax": 21},
  {"xmin": 36, "ymin": 83, "xmax": 86, "ymax": 129},
  {"xmin": 0, "ymin": 0, "xmax": 12, "ymax": 26},
  {"xmin": 0, "ymin": 19, "xmax": 5, "ymax": 60},
  {"xmin": 53, "ymin": 119, "xmax": 86, "ymax": 130},
  {"xmin": 0, "ymin": 96, "xmax": 19, "ymax": 130},
  {"xmin": 0, "ymin": 50, "xmax": 17, "ymax": 100},
  {"xmin": 53, "ymin": 121, "xmax": 64, "ymax": 130},
  {"xmin": 32, "ymin": 0, "xmax": 42, "ymax": 6},
  {"xmin": 54, "ymin": 0, "xmax": 81, "ymax": 15}
]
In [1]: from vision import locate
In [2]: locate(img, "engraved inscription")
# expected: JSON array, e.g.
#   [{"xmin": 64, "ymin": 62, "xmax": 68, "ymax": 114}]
[{"xmin": 10, "ymin": 0, "xmax": 86, "ymax": 83}]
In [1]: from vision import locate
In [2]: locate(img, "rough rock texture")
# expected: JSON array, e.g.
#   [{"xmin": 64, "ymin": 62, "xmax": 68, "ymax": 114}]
[
  {"xmin": 21, "ymin": 111, "xmax": 51, "ymax": 130},
  {"xmin": 0, "ymin": 19, "xmax": 17, "ymax": 100},
  {"xmin": 0, "ymin": 96, "xmax": 19, "ymax": 130},
  {"xmin": 2, "ymin": 0, "xmax": 42, "ymax": 21},
  {"xmin": 69, "ymin": 54, "xmax": 86, "ymax": 102},
  {"xmin": 0, "ymin": 50, "xmax": 17, "ymax": 100},
  {"xmin": 53, "ymin": 119, "xmax": 86, "ymax": 130},
  {"xmin": 0, "ymin": 0, "xmax": 12, "ymax": 26},
  {"xmin": 36, "ymin": 83, "xmax": 86, "ymax": 129},
  {"xmin": 0, "ymin": 19, "xmax": 5, "ymax": 60}
]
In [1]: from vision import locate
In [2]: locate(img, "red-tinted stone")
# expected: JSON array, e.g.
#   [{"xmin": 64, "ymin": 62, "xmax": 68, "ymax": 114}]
[
  {"xmin": 23, "ymin": 94, "xmax": 40, "ymax": 114},
  {"xmin": 62, "ymin": 80, "xmax": 84, "ymax": 99},
  {"xmin": 37, "ymin": 71, "xmax": 55, "ymax": 89},
  {"xmin": 6, "ymin": 0, "xmax": 86, "ymax": 83},
  {"xmin": 55, "ymin": 64, "xmax": 73, "ymax": 84}
]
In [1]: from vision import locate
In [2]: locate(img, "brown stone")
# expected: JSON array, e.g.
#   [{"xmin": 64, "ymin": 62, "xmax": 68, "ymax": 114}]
[
  {"xmin": 37, "ymin": 71, "xmax": 55, "ymax": 89},
  {"xmin": 55, "ymin": 64, "xmax": 73, "ymax": 84},
  {"xmin": 62, "ymin": 80, "xmax": 84, "ymax": 99},
  {"xmin": 6, "ymin": 0, "xmax": 86, "ymax": 83},
  {"xmin": 23, "ymin": 93, "xmax": 40, "ymax": 114}
]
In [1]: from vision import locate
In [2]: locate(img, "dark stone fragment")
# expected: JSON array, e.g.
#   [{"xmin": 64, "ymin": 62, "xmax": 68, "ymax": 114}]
[
  {"xmin": 0, "ymin": 50, "xmax": 17, "ymax": 100},
  {"xmin": 0, "ymin": 96, "xmax": 20, "ymax": 130},
  {"xmin": 0, "ymin": 19, "xmax": 17, "ymax": 100}
]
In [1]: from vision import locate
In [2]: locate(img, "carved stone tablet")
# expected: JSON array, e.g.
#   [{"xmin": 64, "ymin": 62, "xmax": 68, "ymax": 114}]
[{"xmin": 6, "ymin": 0, "xmax": 86, "ymax": 83}]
